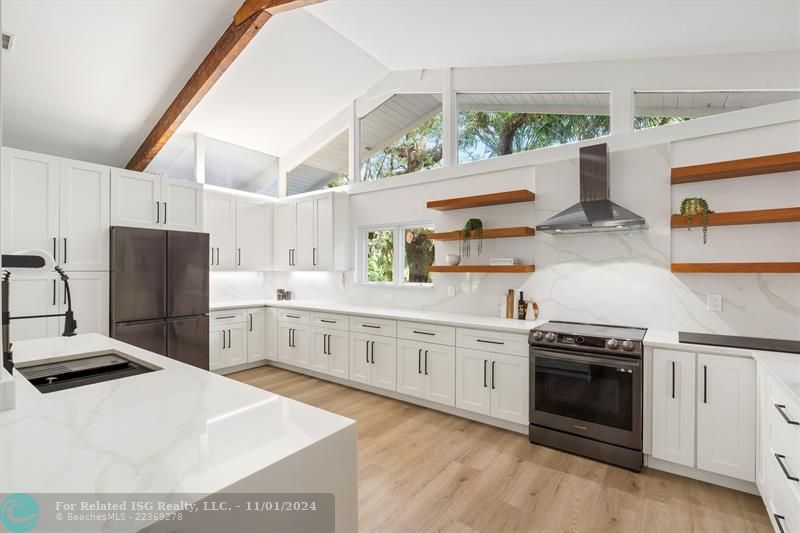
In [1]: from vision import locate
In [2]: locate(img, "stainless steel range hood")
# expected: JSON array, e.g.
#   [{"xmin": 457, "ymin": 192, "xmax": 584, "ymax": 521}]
[{"xmin": 536, "ymin": 143, "xmax": 646, "ymax": 234}]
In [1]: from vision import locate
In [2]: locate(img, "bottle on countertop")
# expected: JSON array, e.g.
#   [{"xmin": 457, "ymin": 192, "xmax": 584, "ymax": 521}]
[
  {"xmin": 505, "ymin": 289, "xmax": 514, "ymax": 319},
  {"xmin": 517, "ymin": 291, "xmax": 526, "ymax": 320}
]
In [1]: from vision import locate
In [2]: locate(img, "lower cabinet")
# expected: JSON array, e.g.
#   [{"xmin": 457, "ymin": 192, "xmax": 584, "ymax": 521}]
[
  {"xmin": 266, "ymin": 308, "xmax": 278, "ymax": 360},
  {"xmin": 246, "ymin": 308, "xmax": 267, "ymax": 363},
  {"xmin": 397, "ymin": 339, "xmax": 455, "ymax": 406},
  {"xmin": 455, "ymin": 348, "xmax": 528, "ymax": 425},
  {"xmin": 210, "ymin": 320, "xmax": 247, "ymax": 371},
  {"xmin": 350, "ymin": 332, "xmax": 397, "ymax": 392},
  {"xmin": 278, "ymin": 322, "xmax": 310, "ymax": 368},
  {"xmin": 310, "ymin": 327, "xmax": 349, "ymax": 379},
  {"xmin": 650, "ymin": 348, "xmax": 756, "ymax": 482}
]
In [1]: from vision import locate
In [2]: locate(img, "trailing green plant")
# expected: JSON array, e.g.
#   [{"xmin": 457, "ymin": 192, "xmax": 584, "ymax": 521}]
[
  {"xmin": 460, "ymin": 218, "xmax": 484, "ymax": 257},
  {"xmin": 679, "ymin": 197, "xmax": 713, "ymax": 244}
]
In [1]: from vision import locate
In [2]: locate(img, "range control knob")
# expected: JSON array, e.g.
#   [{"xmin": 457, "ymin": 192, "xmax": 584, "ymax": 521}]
[
  {"xmin": 606, "ymin": 338, "xmax": 620, "ymax": 350},
  {"xmin": 545, "ymin": 332, "xmax": 557, "ymax": 343},
  {"xmin": 532, "ymin": 330, "xmax": 544, "ymax": 341},
  {"xmin": 622, "ymin": 340, "xmax": 635, "ymax": 351}
]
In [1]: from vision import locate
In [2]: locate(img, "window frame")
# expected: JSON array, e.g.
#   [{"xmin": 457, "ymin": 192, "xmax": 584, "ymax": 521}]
[{"xmin": 358, "ymin": 221, "xmax": 435, "ymax": 287}]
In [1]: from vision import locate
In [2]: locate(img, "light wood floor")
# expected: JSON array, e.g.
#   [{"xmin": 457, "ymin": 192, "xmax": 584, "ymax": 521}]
[{"xmin": 231, "ymin": 365, "xmax": 771, "ymax": 533}]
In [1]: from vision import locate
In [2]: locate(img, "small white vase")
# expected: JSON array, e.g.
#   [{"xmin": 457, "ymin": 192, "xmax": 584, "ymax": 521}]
[{"xmin": 446, "ymin": 254, "xmax": 461, "ymax": 266}]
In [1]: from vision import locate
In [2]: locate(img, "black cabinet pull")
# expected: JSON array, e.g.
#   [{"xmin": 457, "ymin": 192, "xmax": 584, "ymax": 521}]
[
  {"xmin": 249, "ymin": 314, "xmax": 253, "ymax": 332},
  {"xmin": 365, "ymin": 340, "xmax": 369, "ymax": 363},
  {"xmin": 670, "ymin": 361, "xmax": 676, "ymax": 398},
  {"xmin": 321, "ymin": 319, "xmax": 336, "ymax": 324},
  {"xmin": 483, "ymin": 360, "xmax": 487, "ymax": 387},
  {"xmin": 313, "ymin": 247, "xmax": 317, "ymax": 266},
  {"xmin": 52, "ymin": 279, "xmax": 56, "ymax": 306},
  {"xmin": 327, "ymin": 334, "xmax": 332, "ymax": 355},
  {"xmin": 63, "ymin": 238, "xmax": 67, "ymax": 264},
  {"xmin": 163, "ymin": 202, "xmax": 167, "ymax": 224},
  {"xmin": 703, "ymin": 365, "xmax": 708, "ymax": 404},
  {"xmin": 418, "ymin": 349, "xmax": 422, "ymax": 374},
  {"xmin": 774, "ymin": 514, "xmax": 786, "ymax": 533},
  {"xmin": 413, "ymin": 330, "xmax": 435, "ymax": 336},
  {"xmin": 775, "ymin": 453, "xmax": 799, "ymax": 482},
  {"xmin": 775, "ymin": 404, "xmax": 800, "ymax": 426},
  {"xmin": 424, "ymin": 350, "xmax": 428, "ymax": 375},
  {"xmin": 238, "ymin": 248, "xmax": 241, "ymax": 266},
  {"xmin": 362, "ymin": 324, "xmax": 380, "ymax": 329},
  {"xmin": 286, "ymin": 314, "xmax": 301, "ymax": 319},
  {"xmin": 215, "ymin": 315, "xmax": 236, "ymax": 320},
  {"xmin": 371, "ymin": 341, "xmax": 375, "ymax": 364},
  {"xmin": 52, "ymin": 237, "xmax": 57, "ymax": 261},
  {"xmin": 221, "ymin": 330, "xmax": 225, "ymax": 350},
  {"xmin": 156, "ymin": 201, "xmax": 160, "ymax": 223},
  {"xmin": 491, "ymin": 361, "xmax": 496, "ymax": 389},
  {"xmin": 477, "ymin": 339, "xmax": 503, "ymax": 345}
]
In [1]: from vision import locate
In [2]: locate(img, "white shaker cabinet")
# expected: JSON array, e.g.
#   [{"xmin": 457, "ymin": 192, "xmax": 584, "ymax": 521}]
[
  {"xmin": 696, "ymin": 353, "xmax": 756, "ymax": 482},
  {"xmin": 59, "ymin": 159, "xmax": 110, "ymax": 271},
  {"xmin": 62, "ymin": 272, "xmax": 109, "ymax": 337},
  {"xmin": 111, "ymin": 168, "xmax": 202, "ymax": 232},
  {"xmin": 160, "ymin": 178, "xmax": 203, "ymax": 232},
  {"xmin": 278, "ymin": 322, "xmax": 310, "ymax": 368},
  {"xmin": 210, "ymin": 314, "xmax": 247, "ymax": 371},
  {"xmin": 652, "ymin": 349, "xmax": 696, "ymax": 467},
  {"xmin": 294, "ymin": 198, "xmax": 315, "ymax": 269},
  {"xmin": 310, "ymin": 327, "xmax": 349, "ymax": 379},
  {"xmin": 456, "ymin": 348, "xmax": 528, "ymax": 425},
  {"xmin": 275, "ymin": 202, "xmax": 297, "ymax": 270},
  {"xmin": 246, "ymin": 307, "xmax": 268, "ymax": 363},
  {"xmin": 397, "ymin": 339, "xmax": 455, "ymax": 406},
  {"xmin": 266, "ymin": 308, "xmax": 278, "ymax": 360},
  {"xmin": 205, "ymin": 193, "xmax": 237, "ymax": 269},
  {"xmin": 350, "ymin": 333, "xmax": 397, "ymax": 392},
  {"xmin": 205, "ymin": 192, "xmax": 272, "ymax": 271}
]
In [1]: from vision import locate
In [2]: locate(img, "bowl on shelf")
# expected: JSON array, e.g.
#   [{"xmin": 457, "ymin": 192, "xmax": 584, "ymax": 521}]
[{"xmin": 445, "ymin": 254, "xmax": 461, "ymax": 266}]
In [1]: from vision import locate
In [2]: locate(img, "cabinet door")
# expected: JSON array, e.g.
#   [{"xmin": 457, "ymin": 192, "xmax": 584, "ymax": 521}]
[
  {"xmin": 310, "ymin": 327, "xmax": 329, "ymax": 373},
  {"xmin": 314, "ymin": 194, "xmax": 333, "ymax": 270},
  {"xmin": 275, "ymin": 202, "xmax": 296, "ymax": 270},
  {"xmin": 110, "ymin": 168, "xmax": 160, "ymax": 229},
  {"xmin": 396, "ymin": 339, "xmax": 425, "ymax": 399},
  {"xmin": 349, "ymin": 333, "xmax": 372, "ymax": 385},
  {"xmin": 209, "ymin": 328, "xmax": 225, "ymax": 371},
  {"xmin": 278, "ymin": 324, "xmax": 295, "ymax": 365},
  {"xmin": 266, "ymin": 308, "xmax": 278, "ymax": 360},
  {"xmin": 205, "ymin": 193, "xmax": 236, "ymax": 270},
  {"xmin": 652, "ymin": 349, "xmax": 696, "ymax": 467},
  {"xmin": 327, "ymin": 330, "xmax": 349, "ymax": 380},
  {"xmin": 456, "ymin": 348, "xmax": 491, "ymax": 416},
  {"xmin": 161, "ymin": 177, "xmax": 203, "ymax": 232},
  {"xmin": 294, "ymin": 198, "xmax": 315, "ymax": 269},
  {"xmin": 7, "ymin": 276, "xmax": 60, "ymax": 342},
  {"xmin": 490, "ymin": 352, "xmax": 529, "ymax": 425},
  {"xmin": 246, "ymin": 308, "xmax": 267, "ymax": 363},
  {"xmin": 1, "ymin": 148, "xmax": 60, "ymax": 260},
  {"xmin": 371, "ymin": 335, "xmax": 397, "ymax": 392},
  {"xmin": 236, "ymin": 199, "xmax": 271, "ymax": 270},
  {"xmin": 291, "ymin": 324, "xmax": 310, "ymax": 368},
  {"xmin": 226, "ymin": 323, "xmax": 248, "ymax": 367},
  {"xmin": 697, "ymin": 353, "xmax": 756, "ymax": 482},
  {"xmin": 61, "ymin": 272, "xmax": 109, "ymax": 336},
  {"xmin": 425, "ymin": 344, "xmax": 456, "ymax": 406},
  {"xmin": 59, "ymin": 158, "xmax": 109, "ymax": 271}
]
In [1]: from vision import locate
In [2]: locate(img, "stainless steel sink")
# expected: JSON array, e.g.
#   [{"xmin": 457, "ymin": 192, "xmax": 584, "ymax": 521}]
[{"xmin": 17, "ymin": 353, "xmax": 159, "ymax": 393}]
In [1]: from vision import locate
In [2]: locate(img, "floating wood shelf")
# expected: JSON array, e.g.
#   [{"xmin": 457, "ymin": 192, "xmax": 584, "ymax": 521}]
[
  {"xmin": 671, "ymin": 262, "xmax": 800, "ymax": 274},
  {"xmin": 429, "ymin": 264, "xmax": 535, "ymax": 273},
  {"xmin": 671, "ymin": 151, "xmax": 800, "ymax": 184},
  {"xmin": 427, "ymin": 190, "xmax": 535, "ymax": 211},
  {"xmin": 671, "ymin": 207, "xmax": 800, "ymax": 229},
  {"xmin": 428, "ymin": 226, "xmax": 535, "ymax": 241}
]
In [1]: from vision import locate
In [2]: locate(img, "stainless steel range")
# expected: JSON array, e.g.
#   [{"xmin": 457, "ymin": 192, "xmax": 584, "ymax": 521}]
[{"xmin": 529, "ymin": 321, "xmax": 647, "ymax": 471}]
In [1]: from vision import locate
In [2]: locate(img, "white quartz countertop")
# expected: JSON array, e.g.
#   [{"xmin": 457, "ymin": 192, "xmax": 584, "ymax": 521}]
[
  {"xmin": 645, "ymin": 328, "xmax": 800, "ymax": 403},
  {"xmin": 210, "ymin": 299, "xmax": 544, "ymax": 334},
  {"xmin": 0, "ymin": 334, "xmax": 355, "ymax": 495}
]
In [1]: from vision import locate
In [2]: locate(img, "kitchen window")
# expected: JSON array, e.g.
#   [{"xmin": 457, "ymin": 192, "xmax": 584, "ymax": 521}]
[
  {"xmin": 360, "ymin": 94, "xmax": 443, "ymax": 182},
  {"xmin": 457, "ymin": 92, "xmax": 610, "ymax": 163},
  {"xmin": 633, "ymin": 90, "xmax": 800, "ymax": 130},
  {"xmin": 360, "ymin": 223, "xmax": 435, "ymax": 285}
]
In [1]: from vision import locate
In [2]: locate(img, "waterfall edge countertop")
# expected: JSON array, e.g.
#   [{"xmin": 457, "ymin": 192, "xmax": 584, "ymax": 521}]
[
  {"xmin": 645, "ymin": 329, "xmax": 800, "ymax": 404},
  {"xmin": 210, "ymin": 299, "xmax": 545, "ymax": 335},
  {"xmin": 0, "ymin": 334, "xmax": 357, "ymax": 498}
]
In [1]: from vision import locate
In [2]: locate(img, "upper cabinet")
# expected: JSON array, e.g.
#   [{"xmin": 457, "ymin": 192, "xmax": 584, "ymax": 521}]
[
  {"xmin": 1, "ymin": 148, "xmax": 109, "ymax": 271},
  {"xmin": 274, "ymin": 191, "xmax": 349, "ymax": 271},
  {"xmin": 111, "ymin": 168, "xmax": 203, "ymax": 232},
  {"xmin": 204, "ymin": 191, "xmax": 273, "ymax": 271}
]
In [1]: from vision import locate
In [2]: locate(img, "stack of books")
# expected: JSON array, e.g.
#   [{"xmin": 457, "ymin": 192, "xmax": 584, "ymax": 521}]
[{"xmin": 488, "ymin": 258, "xmax": 521, "ymax": 266}]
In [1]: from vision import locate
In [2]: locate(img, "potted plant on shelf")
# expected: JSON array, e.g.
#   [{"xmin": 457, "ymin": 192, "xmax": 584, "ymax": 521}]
[
  {"xmin": 679, "ymin": 197, "xmax": 713, "ymax": 244},
  {"xmin": 460, "ymin": 218, "xmax": 484, "ymax": 258}
]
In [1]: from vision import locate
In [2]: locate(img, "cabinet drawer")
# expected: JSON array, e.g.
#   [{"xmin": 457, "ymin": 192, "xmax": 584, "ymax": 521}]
[
  {"xmin": 767, "ymin": 443, "xmax": 800, "ymax": 528},
  {"xmin": 397, "ymin": 321, "xmax": 455, "ymax": 346},
  {"xmin": 311, "ymin": 311, "xmax": 349, "ymax": 331},
  {"xmin": 350, "ymin": 315, "xmax": 397, "ymax": 337},
  {"xmin": 279, "ymin": 309, "xmax": 310, "ymax": 323},
  {"xmin": 456, "ymin": 328, "xmax": 528, "ymax": 356},
  {"xmin": 210, "ymin": 310, "xmax": 247, "ymax": 325}
]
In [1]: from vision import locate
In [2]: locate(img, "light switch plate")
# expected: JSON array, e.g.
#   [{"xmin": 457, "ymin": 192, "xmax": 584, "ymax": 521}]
[
  {"xmin": 707, "ymin": 294, "xmax": 722, "ymax": 312},
  {"xmin": 447, "ymin": 285, "xmax": 456, "ymax": 297}
]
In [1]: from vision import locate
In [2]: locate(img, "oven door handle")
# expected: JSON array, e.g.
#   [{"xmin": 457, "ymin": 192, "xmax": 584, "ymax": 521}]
[{"xmin": 533, "ymin": 348, "xmax": 641, "ymax": 369}]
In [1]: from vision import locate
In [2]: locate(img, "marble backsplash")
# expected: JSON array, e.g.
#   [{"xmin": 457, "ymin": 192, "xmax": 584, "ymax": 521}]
[{"xmin": 211, "ymin": 142, "xmax": 800, "ymax": 340}]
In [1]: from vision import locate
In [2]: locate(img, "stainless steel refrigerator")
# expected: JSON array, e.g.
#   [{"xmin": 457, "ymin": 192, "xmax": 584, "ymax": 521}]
[{"xmin": 110, "ymin": 227, "xmax": 209, "ymax": 370}]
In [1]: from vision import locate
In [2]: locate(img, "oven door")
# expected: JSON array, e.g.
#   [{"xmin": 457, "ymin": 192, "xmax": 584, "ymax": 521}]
[{"xmin": 531, "ymin": 347, "xmax": 642, "ymax": 450}]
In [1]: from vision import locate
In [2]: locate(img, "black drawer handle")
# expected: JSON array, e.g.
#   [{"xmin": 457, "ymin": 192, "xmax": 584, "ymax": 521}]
[
  {"xmin": 775, "ymin": 404, "xmax": 800, "ymax": 426},
  {"xmin": 775, "ymin": 453, "xmax": 799, "ymax": 482},
  {"xmin": 477, "ymin": 339, "xmax": 504, "ymax": 345},
  {"xmin": 320, "ymin": 319, "xmax": 337, "ymax": 324},
  {"xmin": 775, "ymin": 514, "xmax": 786, "ymax": 533},
  {"xmin": 285, "ymin": 315, "xmax": 301, "ymax": 319},
  {"xmin": 413, "ymin": 330, "xmax": 435, "ymax": 336},
  {"xmin": 215, "ymin": 315, "xmax": 236, "ymax": 320},
  {"xmin": 483, "ymin": 360, "xmax": 487, "ymax": 388},
  {"xmin": 362, "ymin": 324, "xmax": 381, "ymax": 329}
]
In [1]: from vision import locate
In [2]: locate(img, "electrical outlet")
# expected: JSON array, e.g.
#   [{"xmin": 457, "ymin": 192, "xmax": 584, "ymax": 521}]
[
  {"xmin": 447, "ymin": 285, "xmax": 456, "ymax": 297},
  {"xmin": 384, "ymin": 294, "xmax": 394, "ymax": 303},
  {"xmin": 707, "ymin": 294, "xmax": 722, "ymax": 312}
]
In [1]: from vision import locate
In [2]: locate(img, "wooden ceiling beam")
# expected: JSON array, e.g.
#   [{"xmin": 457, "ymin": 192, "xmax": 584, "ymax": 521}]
[{"xmin": 126, "ymin": 0, "xmax": 322, "ymax": 172}]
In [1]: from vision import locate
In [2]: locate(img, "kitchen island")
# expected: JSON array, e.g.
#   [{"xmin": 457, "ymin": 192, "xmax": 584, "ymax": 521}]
[{"xmin": 0, "ymin": 334, "xmax": 357, "ymax": 532}]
